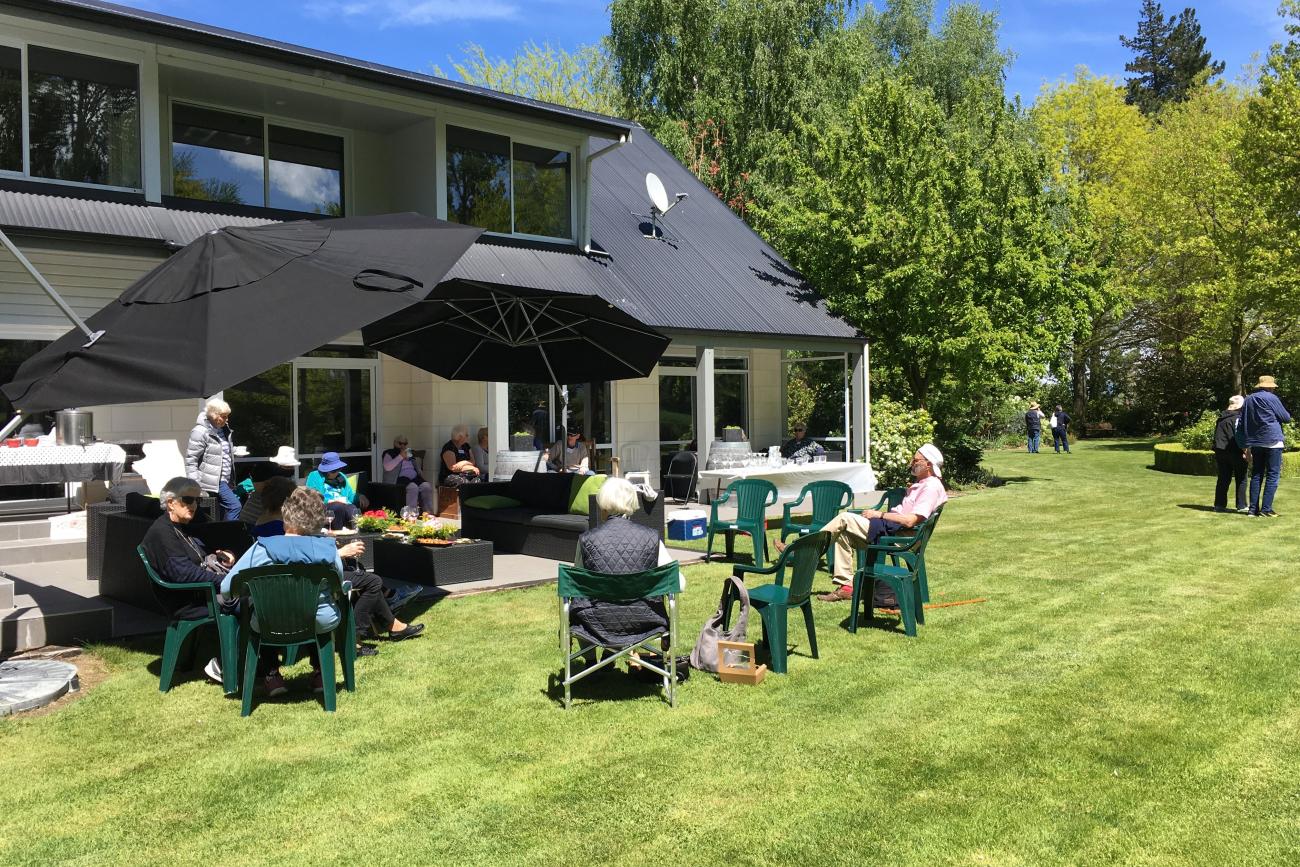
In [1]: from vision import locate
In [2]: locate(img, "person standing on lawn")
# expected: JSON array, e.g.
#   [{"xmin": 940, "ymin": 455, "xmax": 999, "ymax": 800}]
[
  {"xmin": 791, "ymin": 444, "xmax": 947, "ymax": 605},
  {"xmin": 1213, "ymin": 395, "xmax": 1248, "ymax": 513},
  {"xmin": 1051, "ymin": 405, "xmax": 1071, "ymax": 453},
  {"xmin": 1241, "ymin": 376, "xmax": 1292, "ymax": 517},
  {"xmin": 1025, "ymin": 402, "xmax": 1044, "ymax": 453}
]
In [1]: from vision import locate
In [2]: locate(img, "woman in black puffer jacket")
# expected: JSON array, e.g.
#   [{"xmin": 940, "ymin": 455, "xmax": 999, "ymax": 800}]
[{"xmin": 1213, "ymin": 395, "xmax": 1248, "ymax": 512}]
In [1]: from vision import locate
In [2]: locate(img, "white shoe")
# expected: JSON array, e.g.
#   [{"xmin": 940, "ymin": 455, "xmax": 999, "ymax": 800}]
[{"xmin": 203, "ymin": 657, "xmax": 223, "ymax": 685}]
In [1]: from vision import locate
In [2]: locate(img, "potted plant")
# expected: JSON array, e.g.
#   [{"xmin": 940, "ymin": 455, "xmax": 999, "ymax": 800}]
[
  {"xmin": 511, "ymin": 431, "xmax": 534, "ymax": 451},
  {"xmin": 723, "ymin": 425, "xmax": 746, "ymax": 442},
  {"xmin": 356, "ymin": 509, "xmax": 396, "ymax": 532}
]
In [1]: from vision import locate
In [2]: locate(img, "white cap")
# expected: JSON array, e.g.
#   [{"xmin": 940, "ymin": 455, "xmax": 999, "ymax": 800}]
[
  {"xmin": 918, "ymin": 443, "xmax": 944, "ymax": 478},
  {"xmin": 271, "ymin": 445, "xmax": 298, "ymax": 467}
]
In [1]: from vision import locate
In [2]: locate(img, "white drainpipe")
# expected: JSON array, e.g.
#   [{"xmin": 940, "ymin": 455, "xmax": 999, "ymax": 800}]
[{"xmin": 582, "ymin": 134, "xmax": 627, "ymax": 257}]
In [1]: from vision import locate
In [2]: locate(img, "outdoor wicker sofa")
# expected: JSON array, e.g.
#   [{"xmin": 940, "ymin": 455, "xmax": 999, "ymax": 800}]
[{"xmin": 458, "ymin": 471, "xmax": 664, "ymax": 561}]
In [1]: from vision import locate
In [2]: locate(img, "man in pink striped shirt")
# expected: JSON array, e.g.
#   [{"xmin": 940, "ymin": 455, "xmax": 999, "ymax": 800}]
[{"xmin": 809, "ymin": 443, "xmax": 947, "ymax": 603}]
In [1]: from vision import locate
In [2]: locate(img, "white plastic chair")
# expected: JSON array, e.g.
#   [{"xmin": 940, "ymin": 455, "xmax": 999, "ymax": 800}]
[{"xmin": 618, "ymin": 442, "xmax": 653, "ymax": 487}]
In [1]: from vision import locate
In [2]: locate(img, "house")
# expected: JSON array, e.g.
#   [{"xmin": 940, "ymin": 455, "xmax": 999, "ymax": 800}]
[{"xmin": 0, "ymin": 0, "xmax": 871, "ymax": 496}]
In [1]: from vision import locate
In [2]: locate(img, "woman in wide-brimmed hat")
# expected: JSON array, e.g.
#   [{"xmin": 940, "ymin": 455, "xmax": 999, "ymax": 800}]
[
  {"xmin": 1024, "ymin": 401, "xmax": 1046, "ymax": 454},
  {"xmin": 1240, "ymin": 375, "xmax": 1292, "ymax": 517}
]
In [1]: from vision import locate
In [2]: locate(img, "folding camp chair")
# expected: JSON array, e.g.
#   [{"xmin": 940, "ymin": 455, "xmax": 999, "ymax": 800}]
[{"xmin": 557, "ymin": 561, "xmax": 681, "ymax": 709}]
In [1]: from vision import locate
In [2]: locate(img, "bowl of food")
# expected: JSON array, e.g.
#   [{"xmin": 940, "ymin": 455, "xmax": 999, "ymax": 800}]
[
  {"xmin": 23, "ymin": 438, "xmax": 39, "ymax": 447},
  {"xmin": 4, "ymin": 438, "xmax": 20, "ymax": 448}
]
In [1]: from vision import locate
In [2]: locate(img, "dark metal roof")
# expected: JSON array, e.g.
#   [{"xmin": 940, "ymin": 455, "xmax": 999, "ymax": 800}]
[
  {"xmin": 586, "ymin": 128, "xmax": 858, "ymax": 340},
  {"xmin": 0, "ymin": 189, "xmax": 275, "ymax": 243},
  {"xmin": 6, "ymin": 0, "xmax": 631, "ymax": 136}
]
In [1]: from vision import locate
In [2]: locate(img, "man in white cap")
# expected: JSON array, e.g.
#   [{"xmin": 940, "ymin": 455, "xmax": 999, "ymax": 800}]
[{"xmin": 807, "ymin": 443, "xmax": 949, "ymax": 603}]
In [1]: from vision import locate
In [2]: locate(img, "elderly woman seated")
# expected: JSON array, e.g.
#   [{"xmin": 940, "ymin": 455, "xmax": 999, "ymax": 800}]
[
  {"xmin": 305, "ymin": 451, "xmax": 368, "ymax": 529},
  {"xmin": 140, "ymin": 476, "xmax": 279, "ymax": 687},
  {"xmin": 382, "ymin": 434, "xmax": 433, "ymax": 514},
  {"xmin": 248, "ymin": 476, "xmax": 296, "ymax": 538},
  {"xmin": 568, "ymin": 478, "xmax": 683, "ymax": 652},
  {"xmin": 219, "ymin": 487, "xmax": 346, "ymax": 695},
  {"xmin": 438, "ymin": 424, "xmax": 483, "ymax": 489}
]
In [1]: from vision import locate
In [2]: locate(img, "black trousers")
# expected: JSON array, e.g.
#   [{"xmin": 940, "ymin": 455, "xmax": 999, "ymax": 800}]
[
  {"xmin": 348, "ymin": 569, "xmax": 395, "ymax": 636},
  {"xmin": 1214, "ymin": 447, "xmax": 1248, "ymax": 510}
]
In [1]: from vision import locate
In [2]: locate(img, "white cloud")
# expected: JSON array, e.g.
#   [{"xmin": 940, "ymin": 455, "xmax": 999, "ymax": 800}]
[
  {"xmin": 302, "ymin": 1, "xmax": 518, "ymax": 26},
  {"xmin": 269, "ymin": 160, "xmax": 339, "ymax": 208},
  {"xmin": 220, "ymin": 151, "xmax": 265, "ymax": 174}
]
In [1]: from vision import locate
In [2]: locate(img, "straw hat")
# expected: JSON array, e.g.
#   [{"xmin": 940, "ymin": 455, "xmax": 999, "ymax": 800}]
[
  {"xmin": 1255, "ymin": 375, "xmax": 1279, "ymax": 389},
  {"xmin": 1029, "ymin": 401, "xmax": 1040, "ymax": 410}
]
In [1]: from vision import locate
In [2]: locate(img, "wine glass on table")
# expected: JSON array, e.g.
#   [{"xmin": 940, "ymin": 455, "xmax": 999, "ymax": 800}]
[{"xmin": 324, "ymin": 513, "xmax": 334, "ymax": 534}]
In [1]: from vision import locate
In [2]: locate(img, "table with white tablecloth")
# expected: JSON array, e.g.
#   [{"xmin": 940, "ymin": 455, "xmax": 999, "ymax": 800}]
[
  {"xmin": 0, "ymin": 443, "xmax": 127, "ymax": 487},
  {"xmin": 698, "ymin": 461, "xmax": 877, "ymax": 502}
]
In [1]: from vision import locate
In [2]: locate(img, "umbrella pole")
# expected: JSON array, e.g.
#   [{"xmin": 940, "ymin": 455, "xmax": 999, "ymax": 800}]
[
  {"xmin": 0, "ymin": 414, "xmax": 23, "ymax": 441},
  {"xmin": 0, "ymin": 229, "xmax": 104, "ymax": 346}
]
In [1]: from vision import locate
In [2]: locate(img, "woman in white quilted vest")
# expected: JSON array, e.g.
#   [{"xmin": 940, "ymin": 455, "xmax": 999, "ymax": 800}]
[
  {"xmin": 568, "ymin": 479, "xmax": 683, "ymax": 653},
  {"xmin": 185, "ymin": 398, "xmax": 241, "ymax": 521}
]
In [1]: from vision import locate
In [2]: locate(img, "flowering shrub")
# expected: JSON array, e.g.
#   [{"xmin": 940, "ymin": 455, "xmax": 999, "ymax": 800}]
[
  {"xmin": 1177, "ymin": 409, "xmax": 1300, "ymax": 451},
  {"xmin": 870, "ymin": 398, "xmax": 935, "ymax": 488},
  {"xmin": 356, "ymin": 509, "xmax": 396, "ymax": 532}
]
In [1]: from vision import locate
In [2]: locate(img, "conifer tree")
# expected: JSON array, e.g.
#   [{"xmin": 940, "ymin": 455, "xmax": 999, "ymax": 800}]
[{"xmin": 1120, "ymin": 1, "xmax": 1223, "ymax": 114}]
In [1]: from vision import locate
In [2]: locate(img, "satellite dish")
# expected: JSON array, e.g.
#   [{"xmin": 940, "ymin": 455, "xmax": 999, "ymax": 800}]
[{"xmin": 646, "ymin": 172, "xmax": 671, "ymax": 214}]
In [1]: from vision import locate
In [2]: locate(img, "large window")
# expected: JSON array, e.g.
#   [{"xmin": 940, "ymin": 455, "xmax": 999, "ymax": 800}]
[
  {"xmin": 446, "ymin": 124, "xmax": 573, "ymax": 240},
  {"xmin": 172, "ymin": 103, "xmax": 344, "ymax": 214},
  {"xmin": 0, "ymin": 44, "xmax": 142, "ymax": 188},
  {"xmin": 784, "ymin": 352, "xmax": 849, "ymax": 453},
  {"xmin": 0, "ymin": 47, "xmax": 20, "ymax": 173}
]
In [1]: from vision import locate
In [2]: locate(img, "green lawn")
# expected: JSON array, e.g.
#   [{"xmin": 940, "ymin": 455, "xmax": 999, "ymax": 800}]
[{"xmin": 3, "ymin": 440, "xmax": 1298, "ymax": 865}]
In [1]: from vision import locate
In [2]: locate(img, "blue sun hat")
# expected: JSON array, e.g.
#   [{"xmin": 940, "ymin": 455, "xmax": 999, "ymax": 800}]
[{"xmin": 318, "ymin": 452, "xmax": 347, "ymax": 473}]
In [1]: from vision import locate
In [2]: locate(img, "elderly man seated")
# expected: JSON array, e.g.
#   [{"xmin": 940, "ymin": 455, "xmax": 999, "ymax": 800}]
[
  {"xmin": 140, "ymin": 476, "xmax": 279, "ymax": 687},
  {"xmin": 548, "ymin": 427, "xmax": 592, "ymax": 474},
  {"xmin": 777, "ymin": 443, "xmax": 946, "ymax": 604},
  {"xmin": 780, "ymin": 422, "xmax": 825, "ymax": 461}
]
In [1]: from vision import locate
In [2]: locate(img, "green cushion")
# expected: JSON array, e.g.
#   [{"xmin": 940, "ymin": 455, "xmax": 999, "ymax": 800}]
[
  {"xmin": 568, "ymin": 474, "xmax": 607, "ymax": 515},
  {"xmin": 464, "ymin": 495, "xmax": 524, "ymax": 510}
]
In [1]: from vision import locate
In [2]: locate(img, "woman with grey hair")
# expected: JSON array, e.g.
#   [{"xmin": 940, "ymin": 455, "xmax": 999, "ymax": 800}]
[
  {"xmin": 186, "ymin": 397, "xmax": 241, "ymax": 521},
  {"xmin": 567, "ymin": 478, "xmax": 681, "ymax": 652},
  {"xmin": 1213, "ymin": 394, "xmax": 1248, "ymax": 513},
  {"xmin": 438, "ymin": 423, "xmax": 482, "ymax": 489}
]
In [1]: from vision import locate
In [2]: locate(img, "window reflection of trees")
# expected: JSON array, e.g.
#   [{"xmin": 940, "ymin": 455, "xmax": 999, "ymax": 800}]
[
  {"xmin": 447, "ymin": 126, "xmax": 511, "ymax": 233},
  {"xmin": 0, "ymin": 47, "xmax": 21, "ymax": 172},
  {"xmin": 27, "ymin": 46, "xmax": 140, "ymax": 188}
]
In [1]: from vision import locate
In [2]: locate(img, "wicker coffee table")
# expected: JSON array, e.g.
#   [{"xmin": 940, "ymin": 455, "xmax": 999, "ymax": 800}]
[{"xmin": 373, "ymin": 538, "xmax": 493, "ymax": 587}]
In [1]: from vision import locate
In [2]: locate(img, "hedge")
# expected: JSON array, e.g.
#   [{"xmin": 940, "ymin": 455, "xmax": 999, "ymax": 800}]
[{"xmin": 1153, "ymin": 443, "xmax": 1300, "ymax": 477}]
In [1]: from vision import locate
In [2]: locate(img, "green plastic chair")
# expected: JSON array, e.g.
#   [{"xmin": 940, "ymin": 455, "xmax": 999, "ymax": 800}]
[
  {"xmin": 706, "ymin": 478, "xmax": 778, "ymax": 568},
  {"xmin": 136, "ymin": 545, "xmax": 240, "ymax": 695},
  {"xmin": 229, "ymin": 563, "xmax": 357, "ymax": 716},
  {"xmin": 867, "ymin": 487, "xmax": 907, "ymax": 513},
  {"xmin": 779, "ymin": 480, "xmax": 853, "ymax": 572},
  {"xmin": 724, "ymin": 531, "xmax": 829, "ymax": 674},
  {"xmin": 557, "ymin": 561, "xmax": 681, "ymax": 709},
  {"xmin": 849, "ymin": 505, "xmax": 944, "ymax": 637}
]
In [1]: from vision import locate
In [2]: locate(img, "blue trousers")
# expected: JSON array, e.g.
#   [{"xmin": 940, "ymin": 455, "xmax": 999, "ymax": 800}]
[
  {"xmin": 217, "ymin": 481, "xmax": 242, "ymax": 522},
  {"xmin": 1052, "ymin": 429, "xmax": 1070, "ymax": 452},
  {"xmin": 1027, "ymin": 431, "xmax": 1041, "ymax": 453},
  {"xmin": 1248, "ymin": 447, "xmax": 1283, "ymax": 514}
]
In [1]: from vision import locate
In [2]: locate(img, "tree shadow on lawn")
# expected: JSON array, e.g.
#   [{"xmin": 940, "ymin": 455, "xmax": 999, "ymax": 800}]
[
  {"xmin": 1090, "ymin": 441, "xmax": 1156, "ymax": 451},
  {"xmin": 986, "ymin": 475, "xmax": 1054, "ymax": 486}
]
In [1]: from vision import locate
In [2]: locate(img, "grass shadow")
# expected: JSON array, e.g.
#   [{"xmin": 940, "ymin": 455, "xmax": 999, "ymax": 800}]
[
  {"xmin": 1176, "ymin": 504, "xmax": 1219, "ymax": 513},
  {"xmin": 541, "ymin": 666, "xmax": 672, "ymax": 707},
  {"xmin": 986, "ymin": 475, "xmax": 1053, "ymax": 487},
  {"xmin": 1090, "ymin": 441, "xmax": 1156, "ymax": 451}
]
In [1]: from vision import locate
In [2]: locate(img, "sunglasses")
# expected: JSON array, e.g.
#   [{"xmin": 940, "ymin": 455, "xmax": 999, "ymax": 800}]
[
  {"xmin": 397, "ymin": 442, "xmax": 408, "ymax": 446},
  {"xmin": 178, "ymin": 495, "xmax": 199, "ymax": 506}
]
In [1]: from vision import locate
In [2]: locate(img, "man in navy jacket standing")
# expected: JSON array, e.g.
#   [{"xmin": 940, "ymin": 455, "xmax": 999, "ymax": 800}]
[{"xmin": 1240, "ymin": 375, "xmax": 1292, "ymax": 517}]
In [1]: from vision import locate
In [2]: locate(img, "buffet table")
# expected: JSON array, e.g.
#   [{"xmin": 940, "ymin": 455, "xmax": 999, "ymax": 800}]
[
  {"xmin": 0, "ymin": 443, "xmax": 127, "ymax": 486},
  {"xmin": 698, "ymin": 460, "xmax": 877, "ymax": 502}
]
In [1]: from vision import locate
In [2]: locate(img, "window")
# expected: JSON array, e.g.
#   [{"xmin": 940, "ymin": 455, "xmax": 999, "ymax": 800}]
[
  {"xmin": 6, "ymin": 45, "xmax": 142, "ymax": 188},
  {"xmin": 171, "ymin": 103, "xmax": 345, "ymax": 214},
  {"xmin": 784, "ymin": 352, "xmax": 849, "ymax": 450},
  {"xmin": 656, "ymin": 355, "xmax": 750, "ymax": 449},
  {"xmin": 446, "ymin": 124, "xmax": 573, "ymax": 240},
  {"xmin": 0, "ymin": 47, "xmax": 20, "ymax": 173}
]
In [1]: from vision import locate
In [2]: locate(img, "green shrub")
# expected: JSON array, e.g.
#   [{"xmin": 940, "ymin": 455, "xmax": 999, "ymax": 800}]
[
  {"xmin": 1155, "ymin": 442, "xmax": 1300, "ymax": 477},
  {"xmin": 871, "ymin": 398, "xmax": 935, "ymax": 488},
  {"xmin": 936, "ymin": 433, "xmax": 987, "ymax": 486},
  {"xmin": 1176, "ymin": 410, "xmax": 1219, "ymax": 451}
]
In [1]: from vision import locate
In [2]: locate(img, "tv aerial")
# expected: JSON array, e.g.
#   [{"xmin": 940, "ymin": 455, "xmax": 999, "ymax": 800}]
[{"xmin": 640, "ymin": 171, "xmax": 688, "ymax": 239}]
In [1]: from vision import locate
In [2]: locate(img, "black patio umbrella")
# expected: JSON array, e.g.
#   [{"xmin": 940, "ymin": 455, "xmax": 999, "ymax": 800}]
[
  {"xmin": 361, "ymin": 282, "xmax": 670, "ymax": 392},
  {"xmin": 2, "ymin": 213, "xmax": 483, "ymax": 413}
]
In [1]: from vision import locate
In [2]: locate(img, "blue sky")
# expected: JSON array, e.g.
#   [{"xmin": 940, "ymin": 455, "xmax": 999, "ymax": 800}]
[{"xmin": 118, "ymin": 0, "xmax": 1291, "ymax": 106}]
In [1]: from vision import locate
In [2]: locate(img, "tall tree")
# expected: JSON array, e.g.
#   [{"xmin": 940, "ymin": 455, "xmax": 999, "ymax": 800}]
[
  {"xmin": 1243, "ymin": 1, "xmax": 1300, "ymax": 235},
  {"xmin": 1120, "ymin": 1, "xmax": 1223, "ymax": 115},
  {"xmin": 434, "ymin": 42, "xmax": 622, "ymax": 117}
]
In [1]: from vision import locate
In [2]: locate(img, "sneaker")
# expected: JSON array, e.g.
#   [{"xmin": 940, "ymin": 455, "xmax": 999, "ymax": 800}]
[
  {"xmin": 356, "ymin": 644, "xmax": 379, "ymax": 658},
  {"xmin": 311, "ymin": 671, "xmax": 324, "ymax": 694},
  {"xmin": 817, "ymin": 586, "xmax": 853, "ymax": 602},
  {"xmin": 1236, "ymin": 507, "xmax": 1251, "ymax": 514},
  {"xmin": 1262, "ymin": 510, "xmax": 1280, "ymax": 518},
  {"xmin": 203, "ymin": 657, "xmax": 223, "ymax": 685},
  {"xmin": 263, "ymin": 671, "xmax": 288, "ymax": 697}
]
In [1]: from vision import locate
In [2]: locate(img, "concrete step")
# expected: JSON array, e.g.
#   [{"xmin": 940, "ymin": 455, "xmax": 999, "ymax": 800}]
[
  {"xmin": 0, "ymin": 538, "xmax": 84, "ymax": 567},
  {"xmin": 0, "ymin": 520, "xmax": 52, "ymax": 543},
  {"xmin": 0, "ymin": 576, "xmax": 11, "ymax": 611},
  {"xmin": 1, "ymin": 574, "xmax": 113, "ymax": 653}
]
